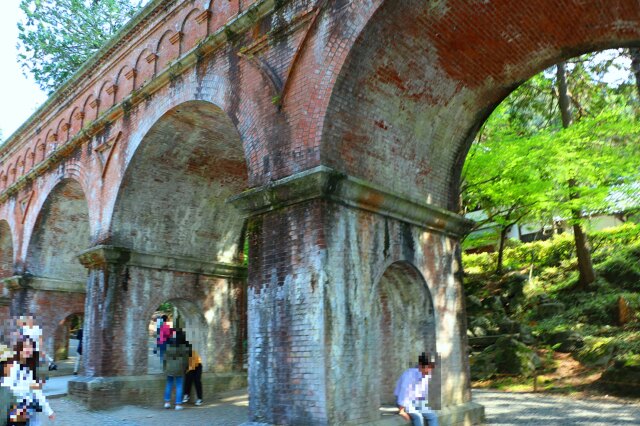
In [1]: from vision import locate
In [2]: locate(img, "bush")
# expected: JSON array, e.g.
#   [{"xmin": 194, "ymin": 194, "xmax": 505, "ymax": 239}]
[{"xmin": 596, "ymin": 243, "xmax": 640, "ymax": 290}]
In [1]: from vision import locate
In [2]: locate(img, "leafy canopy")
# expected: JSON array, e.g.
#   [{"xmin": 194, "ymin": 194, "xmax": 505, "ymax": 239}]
[
  {"xmin": 462, "ymin": 50, "xmax": 640, "ymax": 234},
  {"xmin": 17, "ymin": 0, "xmax": 145, "ymax": 94}
]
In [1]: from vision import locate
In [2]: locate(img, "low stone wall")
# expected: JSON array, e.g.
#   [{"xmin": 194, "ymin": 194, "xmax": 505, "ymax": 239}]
[{"xmin": 68, "ymin": 372, "xmax": 247, "ymax": 410}]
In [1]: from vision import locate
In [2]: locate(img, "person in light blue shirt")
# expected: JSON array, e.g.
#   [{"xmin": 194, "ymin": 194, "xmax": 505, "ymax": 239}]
[{"xmin": 394, "ymin": 352, "xmax": 438, "ymax": 426}]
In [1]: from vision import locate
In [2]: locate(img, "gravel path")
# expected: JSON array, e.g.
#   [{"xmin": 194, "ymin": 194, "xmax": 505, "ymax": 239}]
[
  {"xmin": 474, "ymin": 389, "xmax": 640, "ymax": 425},
  {"xmin": 37, "ymin": 389, "xmax": 640, "ymax": 425}
]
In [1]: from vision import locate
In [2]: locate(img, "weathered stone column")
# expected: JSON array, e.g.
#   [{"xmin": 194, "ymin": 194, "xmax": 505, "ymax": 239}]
[
  {"xmin": 231, "ymin": 166, "xmax": 484, "ymax": 426},
  {"xmin": 71, "ymin": 245, "xmax": 249, "ymax": 408},
  {"xmin": 76, "ymin": 245, "xmax": 131, "ymax": 377}
]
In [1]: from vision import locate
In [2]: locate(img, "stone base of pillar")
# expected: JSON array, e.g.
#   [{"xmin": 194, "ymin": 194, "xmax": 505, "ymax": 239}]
[
  {"xmin": 240, "ymin": 402, "xmax": 484, "ymax": 426},
  {"xmin": 68, "ymin": 372, "xmax": 247, "ymax": 410}
]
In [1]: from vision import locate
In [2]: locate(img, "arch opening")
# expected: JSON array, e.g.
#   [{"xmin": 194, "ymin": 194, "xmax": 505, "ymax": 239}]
[
  {"xmin": 146, "ymin": 299, "xmax": 208, "ymax": 375},
  {"xmin": 108, "ymin": 100, "xmax": 249, "ymax": 378},
  {"xmin": 374, "ymin": 261, "xmax": 438, "ymax": 411},
  {"xmin": 320, "ymin": 0, "xmax": 640, "ymax": 210},
  {"xmin": 23, "ymin": 178, "xmax": 90, "ymax": 359}
]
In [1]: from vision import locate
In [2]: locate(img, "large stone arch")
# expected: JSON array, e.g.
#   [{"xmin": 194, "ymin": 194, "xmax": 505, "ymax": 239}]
[
  {"xmin": 20, "ymin": 178, "xmax": 89, "ymax": 359},
  {"xmin": 97, "ymin": 58, "xmax": 287, "ymax": 238},
  {"xmin": 110, "ymin": 99, "xmax": 248, "ymax": 260},
  {"xmin": 75, "ymin": 98, "xmax": 249, "ymax": 405},
  {"xmin": 21, "ymin": 165, "xmax": 95, "ymax": 261},
  {"xmin": 311, "ymin": 0, "xmax": 640, "ymax": 210}
]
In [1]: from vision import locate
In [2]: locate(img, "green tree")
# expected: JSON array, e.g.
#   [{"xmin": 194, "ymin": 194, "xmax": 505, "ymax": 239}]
[
  {"xmin": 17, "ymin": 0, "xmax": 144, "ymax": 94},
  {"xmin": 462, "ymin": 51, "xmax": 640, "ymax": 279}
]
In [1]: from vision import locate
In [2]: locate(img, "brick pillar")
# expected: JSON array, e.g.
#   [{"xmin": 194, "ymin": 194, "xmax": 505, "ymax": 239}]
[
  {"xmin": 231, "ymin": 166, "xmax": 483, "ymax": 425},
  {"xmin": 77, "ymin": 245, "xmax": 131, "ymax": 377}
]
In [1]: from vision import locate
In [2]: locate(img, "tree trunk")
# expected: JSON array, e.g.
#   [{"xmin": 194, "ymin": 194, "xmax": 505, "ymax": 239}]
[
  {"xmin": 556, "ymin": 62, "xmax": 573, "ymax": 128},
  {"xmin": 557, "ymin": 62, "xmax": 596, "ymax": 289},
  {"xmin": 572, "ymin": 218, "xmax": 596, "ymax": 289},
  {"xmin": 496, "ymin": 226, "xmax": 508, "ymax": 275},
  {"xmin": 629, "ymin": 48, "xmax": 640, "ymax": 99}
]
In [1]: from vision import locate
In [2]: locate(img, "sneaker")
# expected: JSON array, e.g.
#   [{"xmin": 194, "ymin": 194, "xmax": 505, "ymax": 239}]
[
  {"xmin": 48, "ymin": 363, "xmax": 57, "ymax": 371},
  {"xmin": 164, "ymin": 402, "xmax": 171, "ymax": 409},
  {"xmin": 182, "ymin": 395, "xmax": 189, "ymax": 403},
  {"xmin": 195, "ymin": 399, "xmax": 202, "ymax": 406},
  {"xmin": 73, "ymin": 371, "xmax": 78, "ymax": 375},
  {"xmin": 175, "ymin": 405, "xmax": 184, "ymax": 411}
]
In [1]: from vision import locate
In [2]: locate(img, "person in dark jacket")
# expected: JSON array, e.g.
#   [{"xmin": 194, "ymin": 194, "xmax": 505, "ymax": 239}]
[
  {"xmin": 73, "ymin": 328, "xmax": 83, "ymax": 375},
  {"xmin": 162, "ymin": 329, "xmax": 190, "ymax": 410}
]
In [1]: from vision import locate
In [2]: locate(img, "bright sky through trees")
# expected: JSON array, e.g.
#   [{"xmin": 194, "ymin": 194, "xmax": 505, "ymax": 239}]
[{"xmin": 0, "ymin": 2, "xmax": 47, "ymax": 140}]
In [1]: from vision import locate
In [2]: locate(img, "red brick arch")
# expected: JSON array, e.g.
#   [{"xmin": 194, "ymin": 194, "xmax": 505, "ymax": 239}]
[{"xmin": 284, "ymin": 0, "xmax": 640, "ymax": 209}]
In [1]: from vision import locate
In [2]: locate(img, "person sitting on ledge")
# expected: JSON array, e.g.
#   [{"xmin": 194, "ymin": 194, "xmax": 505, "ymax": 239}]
[{"xmin": 394, "ymin": 352, "xmax": 438, "ymax": 426}]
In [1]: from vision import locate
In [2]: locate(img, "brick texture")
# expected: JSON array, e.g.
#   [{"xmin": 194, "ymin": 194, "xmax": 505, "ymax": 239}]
[{"xmin": 0, "ymin": 0, "xmax": 635, "ymax": 423}]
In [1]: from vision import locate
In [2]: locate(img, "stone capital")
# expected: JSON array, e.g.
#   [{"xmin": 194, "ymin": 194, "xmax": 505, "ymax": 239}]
[
  {"xmin": 1, "ymin": 274, "xmax": 85, "ymax": 293},
  {"xmin": 77, "ymin": 245, "xmax": 131, "ymax": 269},
  {"xmin": 228, "ymin": 166, "xmax": 474, "ymax": 237},
  {"xmin": 77, "ymin": 245, "xmax": 246, "ymax": 278}
]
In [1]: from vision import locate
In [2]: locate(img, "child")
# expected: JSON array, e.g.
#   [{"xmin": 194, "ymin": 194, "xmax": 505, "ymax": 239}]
[{"xmin": 182, "ymin": 348, "xmax": 203, "ymax": 406}]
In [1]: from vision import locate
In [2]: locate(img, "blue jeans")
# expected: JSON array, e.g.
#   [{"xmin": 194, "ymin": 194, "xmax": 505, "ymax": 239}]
[
  {"xmin": 409, "ymin": 411, "xmax": 439, "ymax": 426},
  {"xmin": 164, "ymin": 375, "xmax": 184, "ymax": 404}
]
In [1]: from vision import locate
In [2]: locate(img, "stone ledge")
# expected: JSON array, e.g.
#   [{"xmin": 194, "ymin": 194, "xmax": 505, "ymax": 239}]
[
  {"xmin": 1, "ymin": 275, "xmax": 86, "ymax": 293},
  {"xmin": 241, "ymin": 401, "xmax": 485, "ymax": 426},
  {"xmin": 77, "ymin": 245, "xmax": 247, "ymax": 278},
  {"xmin": 228, "ymin": 166, "xmax": 474, "ymax": 237},
  {"xmin": 68, "ymin": 371, "xmax": 248, "ymax": 410}
]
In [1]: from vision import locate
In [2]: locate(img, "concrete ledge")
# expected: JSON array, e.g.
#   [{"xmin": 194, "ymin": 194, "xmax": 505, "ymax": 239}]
[
  {"xmin": 68, "ymin": 371, "xmax": 247, "ymax": 410},
  {"xmin": 241, "ymin": 401, "xmax": 485, "ymax": 426},
  {"xmin": 77, "ymin": 245, "xmax": 247, "ymax": 278},
  {"xmin": 228, "ymin": 166, "xmax": 473, "ymax": 237},
  {"xmin": 372, "ymin": 402, "xmax": 485, "ymax": 426}
]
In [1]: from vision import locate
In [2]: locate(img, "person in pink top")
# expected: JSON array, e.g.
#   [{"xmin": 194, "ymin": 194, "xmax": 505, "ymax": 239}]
[{"xmin": 154, "ymin": 315, "xmax": 171, "ymax": 362}]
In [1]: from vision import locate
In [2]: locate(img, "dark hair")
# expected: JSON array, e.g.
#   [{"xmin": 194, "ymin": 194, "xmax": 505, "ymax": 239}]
[
  {"xmin": 171, "ymin": 329, "xmax": 192, "ymax": 356},
  {"xmin": 418, "ymin": 352, "xmax": 435, "ymax": 368},
  {"xmin": 12, "ymin": 339, "xmax": 38, "ymax": 378},
  {"xmin": 161, "ymin": 315, "xmax": 168, "ymax": 322}
]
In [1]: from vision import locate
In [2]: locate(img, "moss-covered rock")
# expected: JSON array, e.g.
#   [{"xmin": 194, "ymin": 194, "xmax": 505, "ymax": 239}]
[
  {"xmin": 470, "ymin": 336, "xmax": 540, "ymax": 379},
  {"xmin": 544, "ymin": 330, "xmax": 584, "ymax": 353},
  {"xmin": 598, "ymin": 359, "xmax": 640, "ymax": 396}
]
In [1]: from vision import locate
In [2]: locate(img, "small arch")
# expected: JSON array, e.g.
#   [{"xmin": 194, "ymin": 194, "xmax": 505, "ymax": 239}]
[
  {"xmin": 115, "ymin": 65, "xmax": 135, "ymax": 105},
  {"xmin": 68, "ymin": 106, "xmax": 82, "ymax": 137},
  {"xmin": 373, "ymin": 261, "xmax": 437, "ymax": 408},
  {"xmin": 145, "ymin": 300, "xmax": 207, "ymax": 375},
  {"xmin": 55, "ymin": 118, "xmax": 69, "ymax": 144},
  {"xmin": 23, "ymin": 149, "xmax": 33, "ymax": 174},
  {"xmin": 8, "ymin": 161, "xmax": 17, "ymax": 185},
  {"xmin": 156, "ymin": 30, "xmax": 180, "ymax": 73},
  {"xmin": 43, "ymin": 129, "xmax": 57, "ymax": 155},
  {"xmin": 180, "ymin": 8, "xmax": 206, "ymax": 54},
  {"xmin": 53, "ymin": 312, "xmax": 83, "ymax": 362},
  {"xmin": 35, "ymin": 139, "xmax": 46, "ymax": 164},
  {"xmin": 97, "ymin": 79, "xmax": 115, "ymax": 114},
  {"xmin": 135, "ymin": 48, "xmax": 156, "ymax": 90},
  {"xmin": 83, "ymin": 94, "xmax": 97, "ymax": 123}
]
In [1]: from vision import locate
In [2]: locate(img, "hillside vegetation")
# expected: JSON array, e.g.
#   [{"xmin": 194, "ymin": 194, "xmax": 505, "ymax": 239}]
[{"xmin": 463, "ymin": 223, "xmax": 640, "ymax": 396}]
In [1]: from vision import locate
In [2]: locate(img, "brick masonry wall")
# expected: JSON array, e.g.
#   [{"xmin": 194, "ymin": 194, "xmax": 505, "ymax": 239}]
[
  {"xmin": 247, "ymin": 200, "xmax": 329, "ymax": 425},
  {"xmin": 322, "ymin": 202, "xmax": 467, "ymax": 424},
  {"xmin": 0, "ymin": 0, "xmax": 636, "ymax": 422}
]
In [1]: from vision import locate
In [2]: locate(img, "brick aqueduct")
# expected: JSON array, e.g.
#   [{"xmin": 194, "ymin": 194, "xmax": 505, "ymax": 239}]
[{"xmin": 0, "ymin": 0, "xmax": 638, "ymax": 424}]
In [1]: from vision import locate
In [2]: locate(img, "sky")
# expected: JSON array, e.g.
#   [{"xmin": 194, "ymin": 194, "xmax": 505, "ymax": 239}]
[{"xmin": 0, "ymin": 1, "xmax": 47, "ymax": 141}]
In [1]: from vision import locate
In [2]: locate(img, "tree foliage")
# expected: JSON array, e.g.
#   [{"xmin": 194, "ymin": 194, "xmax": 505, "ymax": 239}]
[
  {"xmin": 461, "ymin": 50, "xmax": 640, "ymax": 274},
  {"xmin": 17, "ymin": 0, "xmax": 144, "ymax": 94}
]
